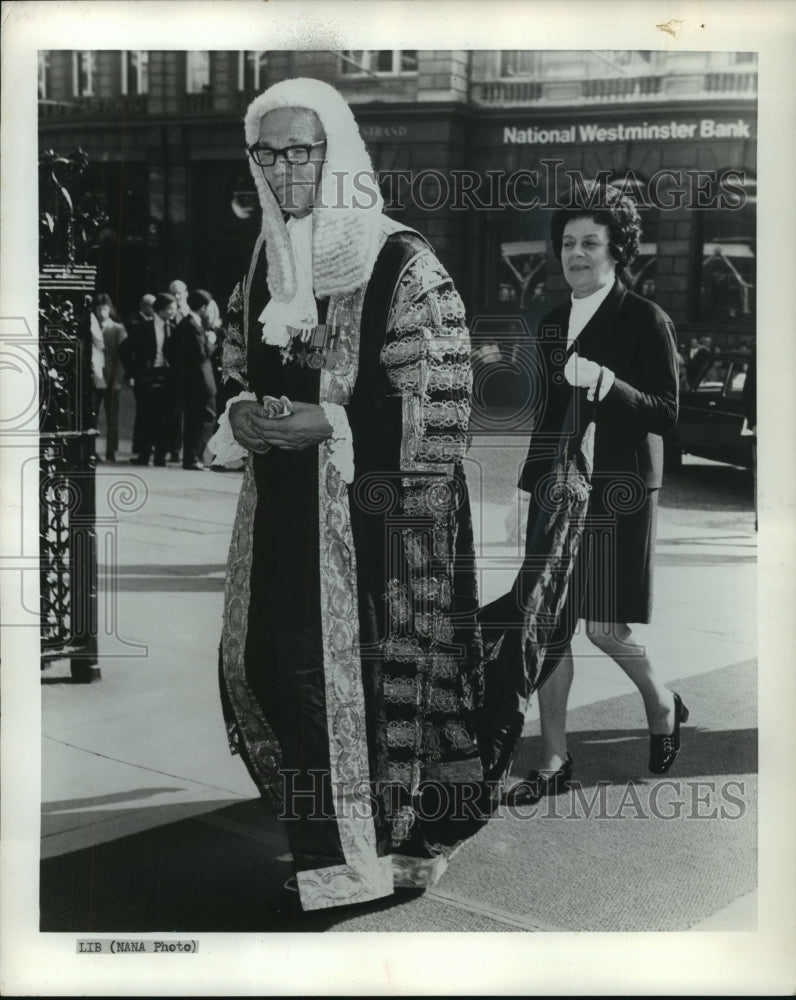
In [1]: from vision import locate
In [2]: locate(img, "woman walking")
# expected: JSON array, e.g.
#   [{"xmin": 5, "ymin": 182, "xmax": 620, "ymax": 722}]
[{"xmin": 505, "ymin": 181, "xmax": 687, "ymax": 805}]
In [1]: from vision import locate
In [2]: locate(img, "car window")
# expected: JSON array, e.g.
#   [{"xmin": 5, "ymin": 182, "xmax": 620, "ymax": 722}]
[
  {"xmin": 726, "ymin": 361, "xmax": 748, "ymax": 400},
  {"xmin": 695, "ymin": 358, "xmax": 730, "ymax": 392}
]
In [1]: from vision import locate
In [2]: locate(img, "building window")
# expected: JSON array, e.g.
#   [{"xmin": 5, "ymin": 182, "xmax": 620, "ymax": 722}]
[
  {"xmin": 699, "ymin": 236, "xmax": 756, "ymax": 323},
  {"xmin": 238, "ymin": 51, "xmax": 268, "ymax": 91},
  {"xmin": 698, "ymin": 176, "xmax": 756, "ymax": 324},
  {"xmin": 72, "ymin": 51, "xmax": 96, "ymax": 97},
  {"xmin": 186, "ymin": 51, "xmax": 210, "ymax": 93},
  {"xmin": 500, "ymin": 51, "xmax": 540, "ymax": 78},
  {"xmin": 340, "ymin": 50, "xmax": 418, "ymax": 76},
  {"xmin": 122, "ymin": 51, "xmax": 149, "ymax": 95},
  {"xmin": 38, "ymin": 51, "xmax": 49, "ymax": 99}
]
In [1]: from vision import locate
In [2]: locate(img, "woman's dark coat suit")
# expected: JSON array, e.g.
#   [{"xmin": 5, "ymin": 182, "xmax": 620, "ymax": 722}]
[{"xmin": 519, "ymin": 278, "xmax": 679, "ymax": 624}]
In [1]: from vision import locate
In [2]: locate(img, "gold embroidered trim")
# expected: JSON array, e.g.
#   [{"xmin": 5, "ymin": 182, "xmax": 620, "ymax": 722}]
[
  {"xmin": 219, "ymin": 459, "xmax": 282, "ymax": 803},
  {"xmin": 299, "ymin": 276, "xmax": 393, "ymax": 912},
  {"xmin": 297, "ymin": 858, "xmax": 393, "ymax": 911}
]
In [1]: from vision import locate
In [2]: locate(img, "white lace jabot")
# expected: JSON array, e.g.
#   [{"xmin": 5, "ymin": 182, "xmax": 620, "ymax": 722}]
[{"xmin": 258, "ymin": 214, "xmax": 318, "ymax": 347}]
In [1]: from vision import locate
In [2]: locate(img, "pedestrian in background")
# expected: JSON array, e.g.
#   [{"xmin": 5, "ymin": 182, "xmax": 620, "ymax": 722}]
[
  {"xmin": 676, "ymin": 340, "xmax": 690, "ymax": 393},
  {"xmin": 119, "ymin": 292, "xmax": 176, "ymax": 467},
  {"xmin": 94, "ymin": 292, "xmax": 128, "ymax": 462},
  {"xmin": 205, "ymin": 295, "xmax": 226, "ymax": 399},
  {"xmin": 688, "ymin": 335, "xmax": 712, "ymax": 385},
  {"xmin": 167, "ymin": 279, "xmax": 189, "ymax": 461},
  {"xmin": 87, "ymin": 302, "xmax": 107, "ymax": 449},
  {"xmin": 168, "ymin": 279, "xmax": 189, "ymax": 323},
  {"xmin": 128, "ymin": 293, "xmax": 156, "ymax": 462},
  {"xmin": 172, "ymin": 288, "xmax": 217, "ymax": 470}
]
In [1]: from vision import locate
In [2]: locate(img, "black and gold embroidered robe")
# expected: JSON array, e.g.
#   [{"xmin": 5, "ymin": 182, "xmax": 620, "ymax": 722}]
[{"xmin": 218, "ymin": 220, "xmax": 487, "ymax": 911}]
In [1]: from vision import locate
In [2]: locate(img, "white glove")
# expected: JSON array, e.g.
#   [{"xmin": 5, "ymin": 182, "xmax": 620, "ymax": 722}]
[
  {"xmin": 563, "ymin": 355, "xmax": 615, "ymax": 401},
  {"xmin": 564, "ymin": 355, "xmax": 602, "ymax": 388}
]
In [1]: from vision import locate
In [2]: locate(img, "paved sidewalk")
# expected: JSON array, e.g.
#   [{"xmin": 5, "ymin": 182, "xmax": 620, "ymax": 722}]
[{"xmin": 40, "ymin": 448, "xmax": 758, "ymax": 932}]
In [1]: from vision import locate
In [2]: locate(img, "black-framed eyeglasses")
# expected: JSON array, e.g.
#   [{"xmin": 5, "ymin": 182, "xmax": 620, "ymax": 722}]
[{"xmin": 247, "ymin": 140, "xmax": 326, "ymax": 167}]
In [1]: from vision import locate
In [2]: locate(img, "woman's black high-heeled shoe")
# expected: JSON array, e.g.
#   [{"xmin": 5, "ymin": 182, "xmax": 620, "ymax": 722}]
[
  {"xmin": 505, "ymin": 753, "xmax": 574, "ymax": 806},
  {"xmin": 649, "ymin": 692, "xmax": 689, "ymax": 774}
]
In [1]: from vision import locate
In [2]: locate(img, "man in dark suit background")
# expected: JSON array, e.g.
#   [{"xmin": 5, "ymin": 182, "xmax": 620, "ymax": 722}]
[
  {"xmin": 119, "ymin": 292, "xmax": 176, "ymax": 467},
  {"xmin": 171, "ymin": 288, "xmax": 218, "ymax": 470},
  {"xmin": 126, "ymin": 293, "xmax": 156, "ymax": 461}
]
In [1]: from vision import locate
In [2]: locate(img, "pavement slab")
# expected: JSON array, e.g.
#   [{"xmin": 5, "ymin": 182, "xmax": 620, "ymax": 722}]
[{"xmin": 39, "ymin": 451, "xmax": 759, "ymax": 934}]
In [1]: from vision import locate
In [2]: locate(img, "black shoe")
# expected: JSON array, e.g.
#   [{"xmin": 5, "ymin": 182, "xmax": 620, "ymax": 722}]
[
  {"xmin": 153, "ymin": 457, "xmax": 167, "ymax": 467},
  {"xmin": 505, "ymin": 753, "xmax": 574, "ymax": 806},
  {"xmin": 649, "ymin": 692, "xmax": 689, "ymax": 774},
  {"xmin": 130, "ymin": 457, "xmax": 150, "ymax": 466}
]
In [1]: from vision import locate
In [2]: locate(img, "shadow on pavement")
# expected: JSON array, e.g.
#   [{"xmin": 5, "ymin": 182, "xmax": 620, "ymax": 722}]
[{"xmin": 40, "ymin": 798, "xmax": 429, "ymax": 933}]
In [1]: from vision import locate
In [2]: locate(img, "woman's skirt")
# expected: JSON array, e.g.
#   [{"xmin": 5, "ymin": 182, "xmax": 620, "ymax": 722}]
[{"xmin": 576, "ymin": 486, "xmax": 659, "ymax": 625}]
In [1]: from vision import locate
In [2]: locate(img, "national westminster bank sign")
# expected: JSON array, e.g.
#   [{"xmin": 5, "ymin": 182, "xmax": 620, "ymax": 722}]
[{"xmin": 504, "ymin": 117, "xmax": 754, "ymax": 145}]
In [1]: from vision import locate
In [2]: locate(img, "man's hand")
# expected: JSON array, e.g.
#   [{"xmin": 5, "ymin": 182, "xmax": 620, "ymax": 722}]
[
  {"xmin": 259, "ymin": 400, "xmax": 333, "ymax": 450},
  {"xmin": 228, "ymin": 400, "xmax": 274, "ymax": 454}
]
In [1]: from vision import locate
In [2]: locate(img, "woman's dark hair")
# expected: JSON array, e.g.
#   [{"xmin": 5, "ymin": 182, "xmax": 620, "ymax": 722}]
[{"xmin": 550, "ymin": 180, "xmax": 642, "ymax": 270}]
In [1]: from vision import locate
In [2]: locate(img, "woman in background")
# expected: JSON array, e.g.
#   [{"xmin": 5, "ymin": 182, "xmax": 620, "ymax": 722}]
[
  {"xmin": 94, "ymin": 293, "xmax": 127, "ymax": 462},
  {"xmin": 508, "ymin": 181, "xmax": 687, "ymax": 805}
]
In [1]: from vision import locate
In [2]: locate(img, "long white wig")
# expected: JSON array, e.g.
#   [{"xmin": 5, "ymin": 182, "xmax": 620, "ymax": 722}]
[{"xmin": 244, "ymin": 77, "xmax": 385, "ymax": 302}]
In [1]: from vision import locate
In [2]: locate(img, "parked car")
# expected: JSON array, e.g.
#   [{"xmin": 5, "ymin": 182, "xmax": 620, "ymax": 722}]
[{"xmin": 665, "ymin": 352, "xmax": 754, "ymax": 469}]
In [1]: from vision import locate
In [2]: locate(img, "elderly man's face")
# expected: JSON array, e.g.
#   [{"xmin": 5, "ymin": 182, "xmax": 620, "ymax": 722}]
[
  {"xmin": 169, "ymin": 282, "xmax": 188, "ymax": 310},
  {"xmin": 257, "ymin": 107, "xmax": 326, "ymax": 218}
]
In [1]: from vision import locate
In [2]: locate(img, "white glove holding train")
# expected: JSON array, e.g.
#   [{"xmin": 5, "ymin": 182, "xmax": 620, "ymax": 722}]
[{"xmin": 563, "ymin": 354, "xmax": 615, "ymax": 401}]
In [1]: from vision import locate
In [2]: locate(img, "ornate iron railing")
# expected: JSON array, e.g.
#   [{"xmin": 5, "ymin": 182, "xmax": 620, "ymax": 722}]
[{"xmin": 39, "ymin": 149, "xmax": 101, "ymax": 682}]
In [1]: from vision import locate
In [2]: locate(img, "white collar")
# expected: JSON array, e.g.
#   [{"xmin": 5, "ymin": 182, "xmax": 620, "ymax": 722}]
[{"xmin": 570, "ymin": 279, "xmax": 614, "ymax": 315}]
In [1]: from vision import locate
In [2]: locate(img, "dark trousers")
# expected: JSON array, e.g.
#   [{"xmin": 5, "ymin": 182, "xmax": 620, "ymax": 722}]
[
  {"xmin": 137, "ymin": 371, "xmax": 171, "ymax": 462},
  {"xmin": 132, "ymin": 386, "xmax": 143, "ymax": 455},
  {"xmin": 91, "ymin": 385, "xmax": 104, "ymax": 430},
  {"xmin": 103, "ymin": 385, "xmax": 122, "ymax": 459},
  {"xmin": 168, "ymin": 381, "xmax": 182, "ymax": 460},
  {"xmin": 182, "ymin": 394, "xmax": 217, "ymax": 467}
]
